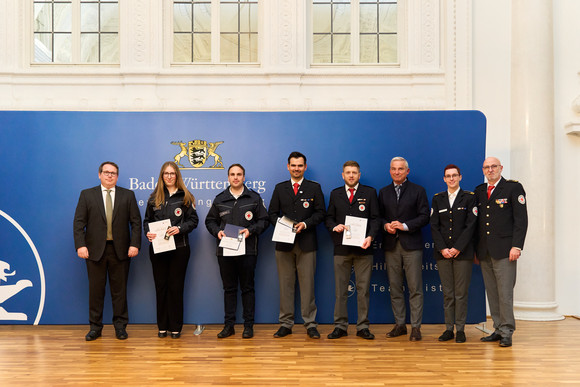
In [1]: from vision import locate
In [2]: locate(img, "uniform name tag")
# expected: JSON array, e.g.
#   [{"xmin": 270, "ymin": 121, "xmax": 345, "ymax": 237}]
[{"xmin": 438, "ymin": 209, "xmax": 448, "ymax": 213}]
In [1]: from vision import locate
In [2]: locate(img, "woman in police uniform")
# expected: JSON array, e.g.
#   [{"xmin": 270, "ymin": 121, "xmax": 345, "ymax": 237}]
[
  {"xmin": 430, "ymin": 164, "xmax": 477, "ymax": 343},
  {"xmin": 144, "ymin": 161, "xmax": 198, "ymax": 339}
]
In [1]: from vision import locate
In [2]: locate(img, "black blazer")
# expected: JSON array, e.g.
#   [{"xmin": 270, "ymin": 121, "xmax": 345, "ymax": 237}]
[
  {"xmin": 474, "ymin": 177, "xmax": 528, "ymax": 260},
  {"xmin": 325, "ymin": 184, "xmax": 380, "ymax": 256},
  {"xmin": 430, "ymin": 189, "xmax": 477, "ymax": 260},
  {"xmin": 73, "ymin": 185, "xmax": 142, "ymax": 261},
  {"xmin": 268, "ymin": 179, "xmax": 326, "ymax": 252},
  {"xmin": 378, "ymin": 179, "xmax": 429, "ymax": 251}
]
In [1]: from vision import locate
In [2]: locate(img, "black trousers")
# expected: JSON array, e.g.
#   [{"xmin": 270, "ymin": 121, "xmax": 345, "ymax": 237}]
[
  {"xmin": 86, "ymin": 242, "xmax": 130, "ymax": 331},
  {"xmin": 149, "ymin": 245, "xmax": 190, "ymax": 332},
  {"xmin": 217, "ymin": 254, "xmax": 257, "ymax": 327}
]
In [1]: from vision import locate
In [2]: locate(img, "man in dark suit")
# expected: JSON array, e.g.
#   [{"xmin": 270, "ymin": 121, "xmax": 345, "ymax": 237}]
[
  {"xmin": 378, "ymin": 157, "xmax": 429, "ymax": 341},
  {"xmin": 475, "ymin": 157, "xmax": 527, "ymax": 347},
  {"xmin": 430, "ymin": 164, "xmax": 478, "ymax": 343},
  {"xmin": 268, "ymin": 151, "xmax": 326, "ymax": 339},
  {"xmin": 73, "ymin": 161, "xmax": 142, "ymax": 341},
  {"xmin": 325, "ymin": 161, "xmax": 379, "ymax": 340}
]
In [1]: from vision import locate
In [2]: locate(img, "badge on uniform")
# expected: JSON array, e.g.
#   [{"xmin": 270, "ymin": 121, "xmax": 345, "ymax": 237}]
[
  {"xmin": 303, "ymin": 201, "xmax": 310, "ymax": 209},
  {"xmin": 496, "ymin": 198, "xmax": 508, "ymax": 208},
  {"xmin": 358, "ymin": 204, "xmax": 365, "ymax": 212},
  {"xmin": 518, "ymin": 195, "xmax": 526, "ymax": 205},
  {"xmin": 245, "ymin": 211, "xmax": 253, "ymax": 221},
  {"xmin": 174, "ymin": 208, "xmax": 182, "ymax": 217},
  {"xmin": 473, "ymin": 207, "xmax": 478, "ymax": 216}
]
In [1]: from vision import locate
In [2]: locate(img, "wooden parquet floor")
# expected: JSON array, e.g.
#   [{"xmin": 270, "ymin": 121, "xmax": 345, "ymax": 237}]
[{"xmin": 0, "ymin": 318, "xmax": 579, "ymax": 386}]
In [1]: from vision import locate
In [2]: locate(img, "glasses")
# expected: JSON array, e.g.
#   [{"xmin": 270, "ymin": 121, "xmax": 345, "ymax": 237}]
[
  {"xmin": 483, "ymin": 165, "xmax": 500, "ymax": 171},
  {"xmin": 444, "ymin": 174, "xmax": 460, "ymax": 179},
  {"xmin": 102, "ymin": 171, "xmax": 117, "ymax": 177},
  {"xmin": 163, "ymin": 172, "xmax": 176, "ymax": 177}
]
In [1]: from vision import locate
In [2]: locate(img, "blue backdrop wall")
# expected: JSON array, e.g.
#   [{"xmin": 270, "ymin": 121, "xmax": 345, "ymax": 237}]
[{"xmin": 0, "ymin": 110, "xmax": 486, "ymax": 326}]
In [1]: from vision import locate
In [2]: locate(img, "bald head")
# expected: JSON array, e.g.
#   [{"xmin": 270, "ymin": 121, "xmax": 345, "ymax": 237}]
[{"xmin": 482, "ymin": 157, "xmax": 503, "ymax": 185}]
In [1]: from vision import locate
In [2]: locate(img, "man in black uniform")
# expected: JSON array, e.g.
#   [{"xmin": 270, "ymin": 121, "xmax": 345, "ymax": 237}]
[
  {"xmin": 325, "ymin": 161, "xmax": 379, "ymax": 340},
  {"xmin": 378, "ymin": 157, "xmax": 430, "ymax": 341},
  {"xmin": 430, "ymin": 164, "xmax": 478, "ymax": 343},
  {"xmin": 475, "ymin": 157, "xmax": 527, "ymax": 348},
  {"xmin": 268, "ymin": 151, "xmax": 326, "ymax": 339},
  {"xmin": 205, "ymin": 164, "xmax": 270, "ymax": 339}
]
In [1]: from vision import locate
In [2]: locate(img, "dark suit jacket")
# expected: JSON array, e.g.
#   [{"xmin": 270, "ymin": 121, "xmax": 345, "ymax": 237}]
[
  {"xmin": 268, "ymin": 179, "xmax": 326, "ymax": 252},
  {"xmin": 378, "ymin": 179, "xmax": 429, "ymax": 251},
  {"xmin": 73, "ymin": 185, "xmax": 142, "ymax": 261},
  {"xmin": 474, "ymin": 177, "xmax": 528, "ymax": 259},
  {"xmin": 430, "ymin": 189, "xmax": 478, "ymax": 260},
  {"xmin": 325, "ymin": 184, "xmax": 380, "ymax": 256}
]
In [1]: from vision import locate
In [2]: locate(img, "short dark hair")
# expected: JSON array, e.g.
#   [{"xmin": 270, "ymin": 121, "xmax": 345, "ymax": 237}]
[
  {"xmin": 342, "ymin": 160, "xmax": 360, "ymax": 170},
  {"xmin": 99, "ymin": 161, "xmax": 119, "ymax": 174},
  {"xmin": 228, "ymin": 163, "xmax": 245, "ymax": 176},
  {"xmin": 444, "ymin": 164, "xmax": 461, "ymax": 176},
  {"xmin": 288, "ymin": 151, "xmax": 307, "ymax": 164}
]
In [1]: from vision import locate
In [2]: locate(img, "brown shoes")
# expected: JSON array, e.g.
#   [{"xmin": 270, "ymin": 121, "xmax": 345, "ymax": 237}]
[
  {"xmin": 386, "ymin": 324, "xmax": 407, "ymax": 338},
  {"xmin": 409, "ymin": 327, "xmax": 422, "ymax": 341}
]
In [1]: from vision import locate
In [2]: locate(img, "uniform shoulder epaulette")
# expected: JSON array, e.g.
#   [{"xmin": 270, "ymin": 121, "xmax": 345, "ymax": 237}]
[
  {"xmin": 434, "ymin": 191, "xmax": 445, "ymax": 196},
  {"xmin": 464, "ymin": 190, "xmax": 474, "ymax": 195},
  {"xmin": 507, "ymin": 179, "xmax": 519, "ymax": 183}
]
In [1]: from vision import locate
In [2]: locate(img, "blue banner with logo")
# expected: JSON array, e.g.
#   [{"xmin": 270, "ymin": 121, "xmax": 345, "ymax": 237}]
[{"xmin": 0, "ymin": 110, "xmax": 486, "ymax": 325}]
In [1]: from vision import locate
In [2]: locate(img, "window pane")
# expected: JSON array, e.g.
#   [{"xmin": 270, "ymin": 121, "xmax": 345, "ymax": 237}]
[
  {"xmin": 100, "ymin": 33, "xmax": 119, "ymax": 62},
  {"xmin": 80, "ymin": 3, "xmax": 99, "ymax": 32},
  {"xmin": 379, "ymin": 3, "xmax": 397, "ymax": 33},
  {"xmin": 360, "ymin": 34, "xmax": 377, "ymax": 63},
  {"xmin": 313, "ymin": 34, "xmax": 331, "ymax": 63},
  {"xmin": 220, "ymin": 4, "xmax": 238, "ymax": 33},
  {"xmin": 100, "ymin": 3, "xmax": 119, "ymax": 33},
  {"xmin": 34, "ymin": 33, "xmax": 53, "ymax": 62},
  {"xmin": 174, "ymin": 33, "xmax": 193, "ymax": 62},
  {"xmin": 333, "ymin": 4, "xmax": 351, "ymax": 34},
  {"xmin": 53, "ymin": 33, "xmax": 72, "ymax": 63},
  {"xmin": 312, "ymin": 4, "xmax": 331, "ymax": 34},
  {"xmin": 193, "ymin": 33, "xmax": 211, "ymax": 62},
  {"xmin": 239, "ymin": 33, "xmax": 257, "ymax": 62},
  {"xmin": 333, "ymin": 34, "xmax": 350, "ymax": 63},
  {"xmin": 174, "ymin": 3, "xmax": 193, "ymax": 32},
  {"xmin": 54, "ymin": 3, "xmax": 72, "ymax": 32},
  {"xmin": 34, "ymin": 3, "xmax": 52, "ymax": 32},
  {"xmin": 239, "ymin": 3, "xmax": 257, "ymax": 33},
  {"xmin": 193, "ymin": 3, "xmax": 211, "ymax": 32},
  {"xmin": 80, "ymin": 33, "xmax": 99, "ymax": 62},
  {"xmin": 378, "ymin": 33, "xmax": 397, "ymax": 63},
  {"xmin": 359, "ymin": 4, "xmax": 377, "ymax": 33},
  {"xmin": 220, "ymin": 34, "xmax": 238, "ymax": 62}
]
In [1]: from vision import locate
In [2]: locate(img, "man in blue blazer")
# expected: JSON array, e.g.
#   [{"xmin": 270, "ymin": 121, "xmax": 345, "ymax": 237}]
[
  {"xmin": 378, "ymin": 157, "xmax": 429, "ymax": 341},
  {"xmin": 73, "ymin": 161, "xmax": 142, "ymax": 341}
]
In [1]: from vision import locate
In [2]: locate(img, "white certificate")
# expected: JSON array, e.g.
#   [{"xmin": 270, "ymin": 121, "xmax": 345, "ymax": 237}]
[
  {"xmin": 223, "ymin": 234, "xmax": 246, "ymax": 256},
  {"xmin": 342, "ymin": 216, "xmax": 368, "ymax": 247},
  {"xmin": 272, "ymin": 216, "xmax": 296, "ymax": 244},
  {"xmin": 149, "ymin": 219, "xmax": 176, "ymax": 254}
]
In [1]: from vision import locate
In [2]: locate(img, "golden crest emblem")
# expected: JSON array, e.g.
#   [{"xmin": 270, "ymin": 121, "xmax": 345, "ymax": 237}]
[{"xmin": 171, "ymin": 140, "xmax": 224, "ymax": 169}]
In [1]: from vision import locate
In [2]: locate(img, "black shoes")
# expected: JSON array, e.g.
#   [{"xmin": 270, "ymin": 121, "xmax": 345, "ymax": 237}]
[
  {"xmin": 327, "ymin": 328, "xmax": 348, "ymax": 339},
  {"xmin": 499, "ymin": 336, "xmax": 512, "ymax": 347},
  {"xmin": 438, "ymin": 330, "xmax": 455, "ymax": 341},
  {"xmin": 242, "ymin": 326, "xmax": 254, "ymax": 339},
  {"xmin": 85, "ymin": 330, "xmax": 101, "ymax": 341},
  {"xmin": 455, "ymin": 331, "xmax": 466, "ymax": 343},
  {"xmin": 115, "ymin": 328, "xmax": 128, "ymax": 340},
  {"xmin": 217, "ymin": 325, "xmax": 235, "ymax": 338},
  {"xmin": 307, "ymin": 327, "xmax": 320, "ymax": 339},
  {"xmin": 480, "ymin": 332, "xmax": 502, "ymax": 342},
  {"xmin": 158, "ymin": 331, "xmax": 168, "ymax": 338},
  {"xmin": 356, "ymin": 328, "xmax": 375, "ymax": 340},
  {"xmin": 409, "ymin": 327, "xmax": 422, "ymax": 341},
  {"xmin": 386, "ymin": 324, "xmax": 407, "ymax": 338},
  {"xmin": 170, "ymin": 332, "xmax": 181, "ymax": 339},
  {"xmin": 274, "ymin": 326, "xmax": 292, "ymax": 338}
]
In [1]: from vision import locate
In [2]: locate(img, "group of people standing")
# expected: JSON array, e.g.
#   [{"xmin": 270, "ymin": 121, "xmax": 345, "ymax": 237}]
[{"xmin": 72, "ymin": 152, "xmax": 527, "ymax": 348}]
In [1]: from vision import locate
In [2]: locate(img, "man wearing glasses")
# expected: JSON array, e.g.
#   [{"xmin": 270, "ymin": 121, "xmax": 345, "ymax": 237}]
[
  {"xmin": 475, "ymin": 157, "xmax": 528, "ymax": 347},
  {"xmin": 73, "ymin": 161, "xmax": 142, "ymax": 341}
]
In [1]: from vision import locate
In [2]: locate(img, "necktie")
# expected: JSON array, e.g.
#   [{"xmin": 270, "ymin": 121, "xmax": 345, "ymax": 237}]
[
  {"xmin": 395, "ymin": 185, "xmax": 401, "ymax": 201},
  {"xmin": 106, "ymin": 189, "xmax": 113, "ymax": 240},
  {"xmin": 348, "ymin": 188, "xmax": 355, "ymax": 203},
  {"xmin": 487, "ymin": 185, "xmax": 495, "ymax": 200},
  {"xmin": 293, "ymin": 183, "xmax": 299, "ymax": 195}
]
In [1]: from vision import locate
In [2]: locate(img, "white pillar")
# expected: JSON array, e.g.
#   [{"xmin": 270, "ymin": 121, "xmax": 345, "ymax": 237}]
[{"xmin": 510, "ymin": 0, "xmax": 562, "ymax": 321}]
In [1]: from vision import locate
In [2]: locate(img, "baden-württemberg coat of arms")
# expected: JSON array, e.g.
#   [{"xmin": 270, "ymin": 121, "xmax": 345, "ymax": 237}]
[{"xmin": 171, "ymin": 140, "xmax": 224, "ymax": 169}]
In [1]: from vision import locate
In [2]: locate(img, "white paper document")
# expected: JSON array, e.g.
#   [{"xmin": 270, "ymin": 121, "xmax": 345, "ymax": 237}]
[
  {"xmin": 222, "ymin": 234, "xmax": 246, "ymax": 256},
  {"xmin": 272, "ymin": 216, "xmax": 296, "ymax": 244},
  {"xmin": 342, "ymin": 215, "xmax": 368, "ymax": 247},
  {"xmin": 149, "ymin": 219, "xmax": 176, "ymax": 254}
]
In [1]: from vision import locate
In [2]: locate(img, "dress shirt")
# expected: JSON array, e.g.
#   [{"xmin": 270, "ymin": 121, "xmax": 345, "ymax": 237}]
[{"xmin": 101, "ymin": 185, "xmax": 115, "ymax": 211}]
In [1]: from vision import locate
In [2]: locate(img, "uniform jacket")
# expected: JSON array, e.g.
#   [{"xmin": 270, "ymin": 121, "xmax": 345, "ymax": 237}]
[
  {"xmin": 268, "ymin": 179, "xmax": 326, "ymax": 252},
  {"xmin": 430, "ymin": 189, "xmax": 478, "ymax": 260},
  {"xmin": 325, "ymin": 184, "xmax": 380, "ymax": 256},
  {"xmin": 474, "ymin": 177, "xmax": 528, "ymax": 259},
  {"xmin": 143, "ymin": 188, "xmax": 199, "ymax": 249},
  {"xmin": 378, "ymin": 179, "xmax": 430, "ymax": 251},
  {"xmin": 205, "ymin": 187, "xmax": 270, "ymax": 256},
  {"xmin": 73, "ymin": 185, "xmax": 142, "ymax": 261}
]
